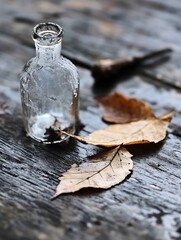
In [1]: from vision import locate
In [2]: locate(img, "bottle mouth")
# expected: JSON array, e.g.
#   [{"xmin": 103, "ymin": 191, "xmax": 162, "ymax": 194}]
[{"xmin": 33, "ymin": 22, "xmax": 63, "ymax": 46}]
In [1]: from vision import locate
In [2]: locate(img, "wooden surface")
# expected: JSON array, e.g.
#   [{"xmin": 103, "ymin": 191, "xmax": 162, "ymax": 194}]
[{"xmin": 0, "ymin": 1, "xmax": 181, "ymax": 240}]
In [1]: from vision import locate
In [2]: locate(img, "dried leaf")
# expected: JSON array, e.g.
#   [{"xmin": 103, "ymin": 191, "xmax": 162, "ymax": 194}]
[
  {"xmin": 53, "ymin": 146, "xmax": 133, "ymax": 197},
  {"xmin": 97, "ymin": 92, "xmax": 155, "ymax": 124},
  {"xmin": 65, "ymin": 112, "xmax": 172, "ymax": 147}
]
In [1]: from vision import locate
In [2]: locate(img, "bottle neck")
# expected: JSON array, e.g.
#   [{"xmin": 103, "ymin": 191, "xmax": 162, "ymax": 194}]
[{"xmin": 35, "ymin": 42, "xmax": 62, "ymax": 65}]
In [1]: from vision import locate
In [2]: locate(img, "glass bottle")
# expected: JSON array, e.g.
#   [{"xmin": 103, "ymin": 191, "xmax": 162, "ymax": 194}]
[{"xmin": 20, "ymin": 22, "xmax": 79, "ymax": 144}]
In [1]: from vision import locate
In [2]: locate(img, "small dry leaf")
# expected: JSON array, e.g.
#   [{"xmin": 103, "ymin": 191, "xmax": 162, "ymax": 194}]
[
  {"xmin": 65, "ymin": 112, "xmax": 172, "ymax": 147},
  {"xmin": 97, "ymin": 92, "xmax": 155, "ymax": 124},
  {"xmin": 53, "ymin": 146, "xmax": 133, "ymax": 197}
]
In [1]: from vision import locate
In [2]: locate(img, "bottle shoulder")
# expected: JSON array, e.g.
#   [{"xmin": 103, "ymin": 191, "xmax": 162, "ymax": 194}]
[
  {"xmin": 20, "ymin": 58, "xmax": 36, "ymax": 76},
  {"xmin": 59, "ymin": 56, "xmax": 79, "ymax": 77},
  {"xmin": 58, "ymin": 56, "xmax": 80, "ymax": 89},
  {"xmin": 21, "ymin": 57, "xmax": 78, "ymax": 75},
  {"xmin": 20, "ymin": 56, "xmax": 80, "ymax": 90},
  {"xmin": 60, "ymin": 56, "xmax": 77, "ymax": 69}
]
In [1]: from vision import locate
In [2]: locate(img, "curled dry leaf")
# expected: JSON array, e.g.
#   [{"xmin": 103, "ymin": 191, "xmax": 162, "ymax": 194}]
[
  {"xmin": 65, "ymin": 112, "xmax": 172, "ymax": 147},
  {"xmin": 97, "ymin": 92, "xmax": 155, "ymax": 124},
  {"xmin": 53, "ymin": 146, "xmax": 133, "ymax": 198}
]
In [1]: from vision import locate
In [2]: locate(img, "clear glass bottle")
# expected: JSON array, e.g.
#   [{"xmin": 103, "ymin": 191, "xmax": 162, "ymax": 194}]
[{"xmin": 20, "ymin": 22, "xmax": 79, "ymax": 144}]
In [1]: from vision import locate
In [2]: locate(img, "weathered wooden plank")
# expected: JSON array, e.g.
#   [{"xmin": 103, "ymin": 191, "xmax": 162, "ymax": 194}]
[{"xmin": 0, "ymin": 63, "xmax": 181, "ymax": 240}]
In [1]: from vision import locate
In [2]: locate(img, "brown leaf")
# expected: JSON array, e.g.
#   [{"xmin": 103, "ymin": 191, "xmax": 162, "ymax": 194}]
[
  {"xmin": 53, "ymin": 146, "xmax": 133, "ymax": 197},
  {"xmin": 65, "ymin": 112, "xmax": 172, "ymax": 147},
  {"xmin": 97, "ymin": 92, "xmax": 155, "ymax": 124}
]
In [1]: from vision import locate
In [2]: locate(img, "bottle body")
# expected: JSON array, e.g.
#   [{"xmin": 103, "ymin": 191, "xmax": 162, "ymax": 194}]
[{"xmin": 20, "ymin": 23, "xmax": 79, "ymax": 143}]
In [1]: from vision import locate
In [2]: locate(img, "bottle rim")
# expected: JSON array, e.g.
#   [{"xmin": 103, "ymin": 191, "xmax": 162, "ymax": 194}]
[{"xmin": 33, "ymin": 22, "xmax": 64, "ymax": 46}]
